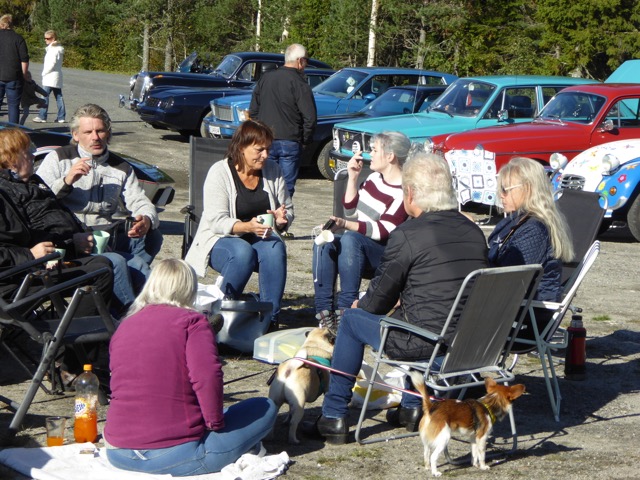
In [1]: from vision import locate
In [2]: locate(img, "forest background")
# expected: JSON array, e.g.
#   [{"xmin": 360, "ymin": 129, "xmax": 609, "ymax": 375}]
[{"xmin": 4, "ymin": 0, "xmax": 640, "ymax": 82}]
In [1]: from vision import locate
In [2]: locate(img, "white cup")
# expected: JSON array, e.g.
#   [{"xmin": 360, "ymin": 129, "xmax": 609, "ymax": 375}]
[
  {"xmin": 257, "ymin": 213, "xmax": 274, "ymax": 228},
  {"xmin": 314, "ymin": 229, "xmax": 335, "ymax": 246},
  {"xmin": 46, "ymin": 248, "xmax": 66, "ymax": 268},
  {"xmin": 92, "ymin": 231, "xmax": 110, "ymax": 254}
]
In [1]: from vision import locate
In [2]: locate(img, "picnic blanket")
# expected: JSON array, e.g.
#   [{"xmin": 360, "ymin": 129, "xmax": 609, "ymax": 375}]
[{"xmin": 0, "ymin": 442, "xmax": 290, "ymax": 480}]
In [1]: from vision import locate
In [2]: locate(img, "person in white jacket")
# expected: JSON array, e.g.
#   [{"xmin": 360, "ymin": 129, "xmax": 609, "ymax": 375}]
[{"xmin": 33, "ymin": 30, "xmax": 65, "ymax": 123}]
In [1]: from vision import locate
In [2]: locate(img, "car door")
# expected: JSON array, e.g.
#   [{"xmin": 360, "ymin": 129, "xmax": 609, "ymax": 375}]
[{"xmin": 590, "ymin": 96, "xmax": 640, "ymax": 146}]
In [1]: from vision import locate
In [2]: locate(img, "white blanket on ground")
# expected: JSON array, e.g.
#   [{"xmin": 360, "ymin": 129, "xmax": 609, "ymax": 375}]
[{"xmin": 0, "ymin": 442, "xmax": 290, "ymax": 480}]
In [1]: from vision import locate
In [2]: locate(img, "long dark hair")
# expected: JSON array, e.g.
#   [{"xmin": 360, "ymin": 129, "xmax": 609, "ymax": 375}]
[{"xmin": 226, "ymin": 120, "xmax": 273, "ymax": 168}]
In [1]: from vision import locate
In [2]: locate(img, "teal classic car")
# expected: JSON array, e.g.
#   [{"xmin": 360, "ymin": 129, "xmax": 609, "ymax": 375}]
[{"xmin": 329, "ymin": 75, "xmax": 597, "ymax": 170}]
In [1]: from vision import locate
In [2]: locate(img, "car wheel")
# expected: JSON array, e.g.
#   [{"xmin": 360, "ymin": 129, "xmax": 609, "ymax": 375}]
[
  {"xmin": 626, "ymin": 192, "xmax": 640, "ymax": 241},
  {"xmin": 316, "ymin": 141, "xmax": 337, "ymax": 180}
]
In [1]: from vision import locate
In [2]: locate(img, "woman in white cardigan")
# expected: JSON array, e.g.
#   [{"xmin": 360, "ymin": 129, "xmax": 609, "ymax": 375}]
[
  {"xmin": 34, "ymin": 30, "xmax": 65, "ymax": 123},
  {"xmin": 185, "ymin": 120, "xmax": 294, "ymax": 328}
]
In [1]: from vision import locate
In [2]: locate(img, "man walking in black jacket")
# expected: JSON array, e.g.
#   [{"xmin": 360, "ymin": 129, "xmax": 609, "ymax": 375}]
[
  {"xmin": 0, "ymin": 14, "xmax": 29, "ymax": 124},
  {"xmin": 249, "ymin": 43, "xmax": 317, "ymax": 198}
]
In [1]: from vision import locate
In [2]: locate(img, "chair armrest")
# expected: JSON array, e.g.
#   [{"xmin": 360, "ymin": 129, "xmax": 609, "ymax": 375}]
[
  {"xmin": 0, "ymin": 253, "xmax": 61, "ymax": 282},
  {"xmin": 6, "ymin": 267, "xmax": 112, "ymax": 315},
  {"xmin": 527, "ymin": 299, "xmax": 562, "ymax": 311},
  {"xmin": 380, "ymin": 316, "xmax": 442, "ymax": 343}
]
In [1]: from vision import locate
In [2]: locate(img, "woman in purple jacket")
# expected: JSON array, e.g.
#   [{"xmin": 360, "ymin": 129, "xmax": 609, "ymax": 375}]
[{"xmin": 104, "ymin": 259, "xmax": 276, "ymax": 476}]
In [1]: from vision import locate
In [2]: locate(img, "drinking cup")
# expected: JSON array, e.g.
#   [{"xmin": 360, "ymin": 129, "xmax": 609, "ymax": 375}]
[
  {"xmin": 314, "ymin": 229, "xmax": 335, "ymax": 246},
  {"xmin": 45, "ymin": 416, "xmax": 67, "ymax": 447},
  {"xmin": 92, "ymin": 231, "xmax": 110, "ymax": 254},
  {"xmin": 256, "ymin": 213, "xmax": 274, "ymax": 228}
]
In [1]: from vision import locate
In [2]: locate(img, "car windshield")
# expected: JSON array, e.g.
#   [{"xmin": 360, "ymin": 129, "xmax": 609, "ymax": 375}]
[
  {"xmin": 537, "ymin": 91, "xmax": 606, "ymax": 123},
  {"xmin": 428, "ymin": 80, "xmax": 496, "ymax": 117},
  {"xmin": 211, "ymin": 55, "xmax": 242, "ymax": 79},
  {"xmin": 313, "ymin": 70, "xmax": 368, "ymax": 98},
  {"xmin": 359, "ymin": 87, "xmax": 428, "ymax": 116},
  {"xmin": 177, "ymin": 52, "xmax": 198, "ymax": 73}
]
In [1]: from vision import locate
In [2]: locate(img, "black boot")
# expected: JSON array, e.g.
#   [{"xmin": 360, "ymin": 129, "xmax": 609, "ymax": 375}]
[
  {"xmin": 301, "ymin": 415, "xmax": 348, "ymax": 444},
  {"xmin": 386, "ymin": 406, "xmax": 423, "ymax": 432}
]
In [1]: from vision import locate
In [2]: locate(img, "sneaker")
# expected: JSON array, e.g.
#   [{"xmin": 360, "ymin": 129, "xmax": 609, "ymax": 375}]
[
  {"xmin": 315, "ymin": 310, "xmax": 338, "ymax": 335},
  {"xmin": 281, "ymin": 231, "xmax": 294, "ymax": 239},
  {"xmin": 32, "ymin": 117, "xmax": 46, "ymax": 123},
  {"xmin": 56, "ymin": 119, "xmax": 66, "ymax": 123}
]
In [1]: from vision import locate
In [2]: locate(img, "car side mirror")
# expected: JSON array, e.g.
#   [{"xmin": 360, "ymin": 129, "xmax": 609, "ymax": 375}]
[
  {"xmin": 600, "ymin": 119, "xmax": 615, "ymax": 132},
  {"xmin": 363, "ymin": 93, "xmax": 377, "ymax": 103},
  {"xmin": 497, "ymin": 109, "xmax": 509, "ymax": 121}
]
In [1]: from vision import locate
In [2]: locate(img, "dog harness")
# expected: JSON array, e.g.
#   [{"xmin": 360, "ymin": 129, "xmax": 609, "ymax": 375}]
[{"xmin": 309, "ymin": 355, "xmax": 331, "ymax": 393}]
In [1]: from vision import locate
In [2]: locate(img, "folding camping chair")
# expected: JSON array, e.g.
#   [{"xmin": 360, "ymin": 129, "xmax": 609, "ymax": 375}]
[
  {"xmin": 355, "ymin": 264, "xmax": 543, "ymax": 454},
  {"xmin": 331, "ymin": 167, "xmax": 370, "ymax": 219},
  {"xmin": 181, "ymin": 136, "xmax": 231, "ymax": 258},
  {"xmin": 0, "ymin": 255, "xmax": 116, "ymax": 433},
  {"xmin": 509, "ymin": 241, "xmax": 601, "ymax": 422},
  {"xmin": 555, "ymin": 189, "xmax": 606, "ymax": 286}
]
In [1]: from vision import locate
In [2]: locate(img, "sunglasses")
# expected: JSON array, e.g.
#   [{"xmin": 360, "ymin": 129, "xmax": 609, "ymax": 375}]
[
  {"xmin": 44, "ymin": 37, "xmax": 52, "ymax": 40},
  {"xmin": 499, "ymin": 184, "xmax": 523, "ymax": 195}
]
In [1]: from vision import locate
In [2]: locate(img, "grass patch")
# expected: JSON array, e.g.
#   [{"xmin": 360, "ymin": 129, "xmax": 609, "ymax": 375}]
[{"xmin": 592, "ymin": 314, "xmax": 611, "ymax": 321}]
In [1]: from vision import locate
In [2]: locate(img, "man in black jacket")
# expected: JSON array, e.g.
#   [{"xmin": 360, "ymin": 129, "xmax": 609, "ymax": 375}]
[
  {"xmin": 249, "ymin": 43, "xmax": 317, "ymax": 198},
  {"xmin": 0, "ymin": 14, "xmax": 29, "ymax": 124},
  {"xmin": 303, "ymin": 152, "xmax": 489, "ymax": 444}
]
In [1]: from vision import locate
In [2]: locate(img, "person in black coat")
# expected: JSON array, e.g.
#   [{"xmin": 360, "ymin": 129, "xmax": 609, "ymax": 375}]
[{"xmin": 303, "ymin": 151, "xmax": 488, "ymax": 444}]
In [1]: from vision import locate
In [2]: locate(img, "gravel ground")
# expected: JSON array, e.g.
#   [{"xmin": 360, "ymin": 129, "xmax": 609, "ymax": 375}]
[{"xmin": 1, "ymin": 65, "xmax": 639, "ymax": 479}]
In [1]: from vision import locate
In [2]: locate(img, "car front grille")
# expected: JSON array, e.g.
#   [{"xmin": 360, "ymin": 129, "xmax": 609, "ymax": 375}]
[
  {"xmin": 132, "ymin": 76, "xmax": 147, "ymax": 103},
  {"xmin": 145, "ymin": 97, "xmax": 160, "ymax": 108},
  {"xmin": 212, "ymin": 105, "xmax": 234, "ymax": 122},
  {"xmin": 559, "ymin": 174, "xmax": 586, "ymax": 190},
  {"xmin": 336, "ymin": 129, "xmax": 372, "ymax": 154}
]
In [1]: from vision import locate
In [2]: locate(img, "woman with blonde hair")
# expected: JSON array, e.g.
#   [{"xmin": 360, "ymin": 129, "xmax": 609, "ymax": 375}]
[
  {"xmin": 488, "ymin": 156, "xmax": 574, "ymax": 342},
  {"xmin": 105, "ymin": 258, "xmax": 277, "ymax": 476}
]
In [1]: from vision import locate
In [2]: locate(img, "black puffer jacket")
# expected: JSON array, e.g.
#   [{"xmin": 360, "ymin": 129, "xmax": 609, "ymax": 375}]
[
  {"xmin": 0, "ymin": 169, "xmax": 85, "ymax": 267},
  {"xmin": 358, "ymin": 210, "xmax": 488, "ymax": 360}
]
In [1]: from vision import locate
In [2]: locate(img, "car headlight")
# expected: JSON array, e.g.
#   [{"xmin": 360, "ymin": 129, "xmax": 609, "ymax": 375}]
[
  {"xmin": 333, "ymin": 131, "xmax": 339, "ymax": 150},
  {"xmin": 423, "ymin": 137, "xmax": 434, "ymax": 153},
  {"xmin": 549, "ymin": 152, "xmax": 568, "ymax": 171},
  {"xmin": 236, "ymin": 107, "xmax": 249, "ymax": 122},
  {"xmin": 160, "ymin": 97, "xmax": 174, "ymax": 109},
  {"xmin": 601, "ymin": 154, "xmax": 620, "ymax": 175},
  {"xmin": 129, "ymin": 75, "xmax": 137, "ymax": 88}
]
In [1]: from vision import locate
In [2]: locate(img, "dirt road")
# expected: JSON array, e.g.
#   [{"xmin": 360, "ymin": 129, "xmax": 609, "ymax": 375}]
[{"xmin": 1, "ymin": 65, "xmax": 639, "ymax": 479}]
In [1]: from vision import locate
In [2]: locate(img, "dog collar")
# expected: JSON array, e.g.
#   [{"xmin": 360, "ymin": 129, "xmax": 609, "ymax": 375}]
[
  {"xmin": 479, "ymin": 401, "xmax": 496, "ymax": 424},
  {"xmin": 309, "ymin": 355, "xmax": 331, "ymax": 368}
]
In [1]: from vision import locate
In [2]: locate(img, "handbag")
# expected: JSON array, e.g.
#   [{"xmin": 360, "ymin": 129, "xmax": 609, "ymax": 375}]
[{"xmin": 211, "ymin": 295, "xmax": 273, "ymax": 353}]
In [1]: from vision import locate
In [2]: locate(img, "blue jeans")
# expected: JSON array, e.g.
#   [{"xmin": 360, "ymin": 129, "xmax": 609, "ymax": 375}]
[
  {"xmin": 0, "ymin": 80, "xmax": 23, "ymax": 124},
  {"xmin": 267, "ymin": 140, "xmax": 301, "ymax": 197},
  {"xmin": 95, "ymin": 252, "xmax": 136, "ymax": 316},
  {"xmin": 38, "ymin": 86, "xmax": 66, "ymax": 121},
  {"xmin": 106, "ymin": 398, "xmax": 277, "ymax": 476},
  {"xmin": 209, "ymin": 235, "xmax": 286, "ymax": 322},
  {"xmin": 313, "ymin": 231, "xmax": 385, "ymax": 313},
  {"xmin": 112, "ymin": 228, "xmax": 162, "ymax": 292},
  {"xmin": 322, "ymin": 308, "xmax": 421, "ymax": 419}
]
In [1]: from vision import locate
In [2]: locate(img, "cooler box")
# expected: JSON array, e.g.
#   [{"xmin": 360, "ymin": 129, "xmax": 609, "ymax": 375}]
[{"xmin": 253, "ymin": 327, "xmax": 313, "ymax": 364}]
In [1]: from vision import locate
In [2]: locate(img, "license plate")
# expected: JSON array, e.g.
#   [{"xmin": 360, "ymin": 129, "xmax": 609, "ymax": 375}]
[{"xmin": 209, "ymin": 125, "xmax": 221, "ymax": 135}]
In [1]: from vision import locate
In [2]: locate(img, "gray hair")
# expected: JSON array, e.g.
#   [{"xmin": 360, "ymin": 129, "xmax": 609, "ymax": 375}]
[
  {"xmin": 402, "ymin": 151, "xmax": 458, "ymax": 212},
  {"xmin": 126, "ymin": 259, "xmax": 198, "ymax": 317},
  {"xmin": 285, "ymin": 43, "xmax": 307, "ymax": 63},
  {"xmin": 373, "ymin": 131, "xmax": 411, "ymax": 167},
  {"xmin": 0, "ymin": 15, "xmax": 13, "ymax": 29},
  {"xmin": 69, "ymin": 104, "xmax": 112, "ymax": 144}
]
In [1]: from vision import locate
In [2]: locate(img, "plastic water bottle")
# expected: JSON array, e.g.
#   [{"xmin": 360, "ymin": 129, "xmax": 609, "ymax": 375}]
[
  {"xmin": 564, "ymin": 315, "xmax": 587, "ymax": 381},
  {"xmin": 74, "ymin": 364, "xmax": 99, "ymax": 443}
]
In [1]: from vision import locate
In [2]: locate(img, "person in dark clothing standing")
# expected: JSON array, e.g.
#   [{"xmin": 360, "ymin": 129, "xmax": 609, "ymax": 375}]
[
  {"xmin": 249, "ymin": 43, "xmax": 317, "ymax": 199},
  {"xmin": 302, "ymin": 151, "xmax": 489, "ymax": 444},
  {"xmin": 0, "ymin": 14, "xmax": 29, "ymax": 124}
]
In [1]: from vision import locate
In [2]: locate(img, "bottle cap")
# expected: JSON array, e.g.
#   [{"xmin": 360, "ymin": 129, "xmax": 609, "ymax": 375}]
[{"xmin": 83, "ymin": 364, "xmax": 92, "ymax": 371}]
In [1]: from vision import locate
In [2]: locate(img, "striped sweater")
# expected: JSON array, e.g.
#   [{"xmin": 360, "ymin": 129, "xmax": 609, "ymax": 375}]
[{"xmin": 343, "ymin": 172, "xmax": 407, "ymax": 242}]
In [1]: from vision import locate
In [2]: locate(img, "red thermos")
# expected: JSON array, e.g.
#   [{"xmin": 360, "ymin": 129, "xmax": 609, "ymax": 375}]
[{"xmin": 564, "ymin": 314, "xmax": 586, "ymax": 381}]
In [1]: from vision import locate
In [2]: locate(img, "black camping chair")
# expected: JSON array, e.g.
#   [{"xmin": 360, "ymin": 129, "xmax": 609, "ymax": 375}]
[
  {"xmin": 181, "ymin": 137, "xmax": 231, "ymax": 258},
  {"xmin": 0, "ymin": 255, "xmax": 116, "ymax": 434}
]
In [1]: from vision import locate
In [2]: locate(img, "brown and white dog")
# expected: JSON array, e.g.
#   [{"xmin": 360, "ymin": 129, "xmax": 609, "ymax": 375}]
[
  {"xmin": 410, "ymin": 371, "xmax": 525, "ymax": 477},
  {"xmin": 268, "ymin": 327, "xmax": 335, "ymax": 444}
]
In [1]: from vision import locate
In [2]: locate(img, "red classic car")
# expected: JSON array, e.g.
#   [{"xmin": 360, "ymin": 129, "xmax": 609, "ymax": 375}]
[{"xmin": 435, "ymin": 82, "xmax": 640, "ymax": 171}]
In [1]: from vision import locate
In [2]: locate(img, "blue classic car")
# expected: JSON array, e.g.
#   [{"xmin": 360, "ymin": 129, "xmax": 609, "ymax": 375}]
[
  {"xmin": 136, "ymin": 68, "xmax": 334, "ymax": 138},
  {"xmin": 328, "ymin": 75, "xmax": 598, "ymax": 171},
  {"xmin": 204, "ymin": 84, "xmax": 447, "ymax": 179},
  {"xmin": 121, "ymin": 51, "xmax": 332, "ymax": 110}
]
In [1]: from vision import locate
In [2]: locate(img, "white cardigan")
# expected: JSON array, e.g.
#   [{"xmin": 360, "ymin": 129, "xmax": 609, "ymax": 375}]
[{"xmin": 185, "ymin": 158, "xmax": 294, "ymax": 277}]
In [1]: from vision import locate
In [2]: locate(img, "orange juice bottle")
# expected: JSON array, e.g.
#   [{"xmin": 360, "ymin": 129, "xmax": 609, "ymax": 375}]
[{"xmin": 74, "ymin": 364, "xmax": 99, "ymax": 443}]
